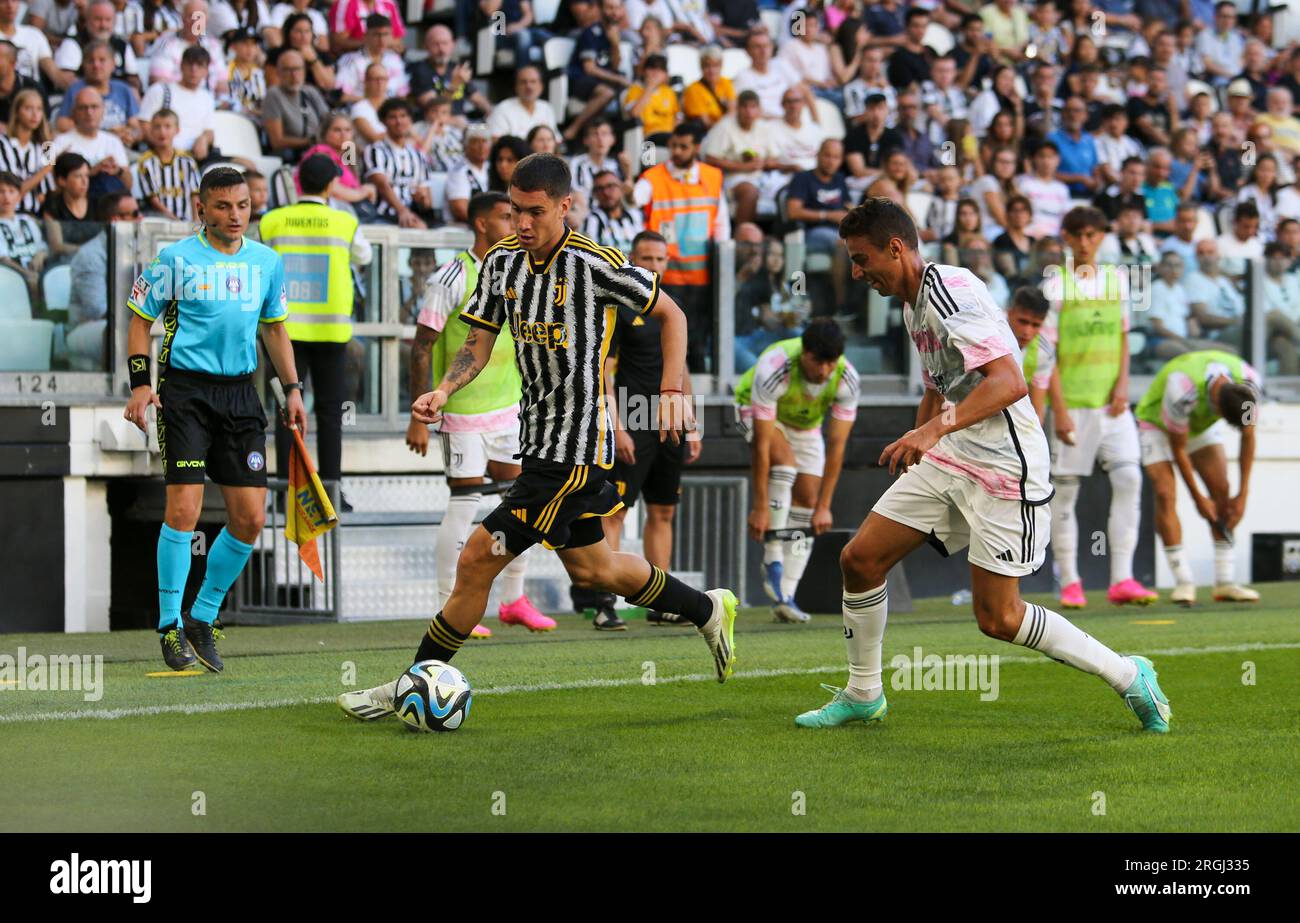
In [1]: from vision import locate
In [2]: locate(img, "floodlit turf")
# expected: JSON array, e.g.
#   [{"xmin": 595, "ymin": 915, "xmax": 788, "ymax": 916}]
[{"xmin": 1, "ymin": 585, "xmax": 1298, "ymax": 832}]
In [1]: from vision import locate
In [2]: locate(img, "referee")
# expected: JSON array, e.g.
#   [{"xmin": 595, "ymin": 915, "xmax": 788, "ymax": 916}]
[
  {"xmin": 339, "ymin": 154, "xmax": 739, "ymax": 721},
  {"xmin": 124, "ymin": 167, "xmax": 306, "ymax": 673},
  {"xmin": 260, "ymin": 153, "xmax": 372, "ymax": 495}
]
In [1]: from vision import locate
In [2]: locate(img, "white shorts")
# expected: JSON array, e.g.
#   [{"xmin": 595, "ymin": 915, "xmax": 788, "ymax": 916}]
[
  {"xmin": 1139, "ymin": 421, "xmax": 1225, "ymax": 467},
  {"xmin": 873, "ymin": 458, "xmax": 1050, "ymax": 578},
  {"xmin": 736, "ymin": 407, "xmax": 826, "ymax": 478},
  {"xmin": 1050, "ymin": 406, "xmax": 1141, "ymax": 477},
  {"xmin": 439, "ymin": 426, "xmax": 520, "ymax": 479}
]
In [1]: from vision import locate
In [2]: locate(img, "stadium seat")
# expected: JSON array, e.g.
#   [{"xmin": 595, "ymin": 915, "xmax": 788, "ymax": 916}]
[
  {"xmin": 544, "ymin": 37, "xmax": 576, "ymax": 121},
  {"xmin": 1217, "ymin": 203, "xmax": 1235, "ymax": 235},
  {"xmin": 760, "ymin": 8, "xmax": 782, "ymax": 39},
  {"xmin": 1193, "ymin": 207, "xmax": 1217, "ymax": 241},
  {"xmin": 212, "ymin": 111, "xmax": 283, "ymax": 177},
  {"xmin": 667, "ymin": 45, "xmax": 702, "ymax": 89},
  {"xmin": 0, "ymin": 319, "xmax": 54, "ymax": 371},
  {"xmin": 923, "ymin": 22, "xmax": 955, "ymax": 56},
  {"xmin": 721, "ymin": 48, "xmax": 751, "ymax": 80},
  {"xmin": 427, "ymin": 172, "xmax": 449, "ymax": 221},
  {"xmin": 0, "ymin": 265, "xmax": 32, "ymax": 320},
  {"xmin": 42, "ymin": 264, "xmax": 71, "ymax": 312},
  {"xmin": 905, "ymin": 191, "xmax": 933, "ymax": 229},
  {"xmin": 476, "ymin": 23, "xmax": 511, "ymax": 76},
  {"xmin": 270, "ymin": 165, "xmax": 298, "ymax": 209},
  {"xmin": 619, "ymin": 40, "xmax": 635, "ymax": 80},
  {"xmin": 533, "ymin": 0, "xmax": 562, "ymax": 25},
  {"xmin": 622, "ymin": 123, "xmax": 644, "ymax": 178},
  {"xmin": 812, "ymin": 97, "xmax": 845, "ymax": 139}
]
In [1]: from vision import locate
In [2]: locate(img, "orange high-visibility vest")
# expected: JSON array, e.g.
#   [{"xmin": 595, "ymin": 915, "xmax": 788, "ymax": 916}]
[{"xmin": 641, "ymin": 161, "xmax": 723, "ymax": 287}]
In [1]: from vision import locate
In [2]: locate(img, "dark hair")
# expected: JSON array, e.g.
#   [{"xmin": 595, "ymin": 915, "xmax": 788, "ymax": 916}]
[
  {"xmin": 150, "ymin": 107, "xmax": 179, "ymax": 124},
  {"xmin": 509, "ymin": 151, "xmax": 571, "ymax": 199},
  {"xmin": 671, "ymin": 120, "xmax": 706, "ymax": 144},
  {"xmin": 1234, "ymin": 200, "xmax": 1260, "ymax": 221},
  {"xmin": 838, "ymin": 197, "xmax": 919, "ymax": 250},
  {"xmin": 904, "ymin": 6, "xmax": 929, "ymax": 23},
  {"xmin": 1217, "ymin": 380, "xmax": 1257, "ymax": 429},
  {"xmin": 1034, "ymin": 139, "xmax": 1060, "ymax": 156},
  {"xmin": 1118, "ymin": 201, "xmax": 1146, "ymax": 216},
  {"xmin": 960, "ymin": 13, "xmax": 981, "ymax": 30},
  {"xmin": 280, "ymin": 11, "xmax": 313, "ymax": 44},
  {"xmin": 53, "ymin": 152, "xmax": 90, "ymax": 181},
  {"xmin": 199, "ymin": 165, "xmax": 248, "ymax": 200},
  {"xmin": 1121, "ymin": 155, "xmax": 1144, "ymax": 171},
  {"xmin": 0, "ymin": 170, "xmax": 21, "ymax": 191},
  {"xmin": 1279, "ymin": 217, "xmax": 1300, "ymax": 232},
  {"xmin": 800, "ymin": 317, "xmax": 846, "ymax": 362},
  {"xmin": 468, "ymin": 190, "xmax": 509, "ymax": 225},
  {"xmin": 378, "ymin": 98, "xmax": 413, "ymax": 122},
  {"xmin": 1061, "ymin": 205, "xmax": 1107, "ymax": 236},
  {"xmin": 1010, "ymin": 285, "xmax": 1049, "ymax": 318},
  {"xmin": 526, "ymin": 123, "xmax": 556, "ymax": 145},
  {"xmin": 631, "ymin": 229, "xmax": 667, "ymax": 250},
  {"xmin": 95, "ymin": 191, "xmax": 129, "ymax": 222},
  {"xmin": 180, "ymin": 45, "xmax": 211, "ymax": 68},
  {"xmin": 737, "ymin": 89, "xmax": 760, "ymax": 107},
  {"xmin": 1006, "ymin": 193, "xmax": 1033, "ymax": 215},
  {"xmin": 1101, "ymin": 103, "xmax": 1126, "ymax": 121},
  {"xmin": 583, "ymin": 116, "xmax": 612, "ymax": 138},
  {"xmin": 643, "ymin": 53, "xmax": 667, "ymax": 72},
  {"xmin": 490, "ymin": 135, "xmax": 530, "ymax": 191},
  {"xmin": 364, "ymin": 13, "xmax": 391, "ymax": 30}
]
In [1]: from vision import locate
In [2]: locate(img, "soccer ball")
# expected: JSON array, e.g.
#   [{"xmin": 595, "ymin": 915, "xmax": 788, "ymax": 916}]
[{"xmin": 394, "ymin": 660, "xmax": 472, "ymax": 732}]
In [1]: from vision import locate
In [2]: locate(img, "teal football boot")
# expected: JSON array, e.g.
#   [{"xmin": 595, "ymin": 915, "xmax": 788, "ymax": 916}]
[{"xmin": 795, "ymin": 683, "xmax": 888, "ymax": 728}]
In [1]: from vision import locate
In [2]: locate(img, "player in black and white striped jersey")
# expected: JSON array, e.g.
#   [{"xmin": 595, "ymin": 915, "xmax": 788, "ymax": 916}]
[
  {"xmin": 363, "ymin": 98, "xmax": 435, "ymax": 227},
  {"xmin": 338, "ymin": 154, "xmax": 740, "ymax": 724},
  {"xmin": 581, "ymin": 169, "xmax": 644, "ymax": 254}
]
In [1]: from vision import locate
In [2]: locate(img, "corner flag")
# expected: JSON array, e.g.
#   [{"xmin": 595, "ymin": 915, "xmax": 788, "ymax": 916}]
[{"xmin": 284, "ymin": 423, "xmax": 337, "ymax": 581}]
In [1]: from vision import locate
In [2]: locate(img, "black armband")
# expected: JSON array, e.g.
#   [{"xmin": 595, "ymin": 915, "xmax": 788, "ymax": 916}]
[{"xmin": 128, "ymin": 354, "xmax": 151, "ymax": 390}]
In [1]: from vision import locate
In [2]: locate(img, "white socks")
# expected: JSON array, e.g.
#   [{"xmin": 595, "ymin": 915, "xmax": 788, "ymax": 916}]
[
  {"xmin": 842, "ymin": 583, "xmax": 889, "ymax": 702},
  {"xmin": 500, "ymin": 547, "xmax": 530, "ymax": 603},
  {"xmin": 782, "ymin": 506, "xmax": 814, "ymax": 599},
  {"xmin": 1051, "ymin": 476, "xmax": 1081, "ymax": 587},
  {"xmin": 1107, "ymin": 464, "xmax": 1142, "ymax": 585},
  {"xmin": 1014, "ymin": 602, "xmax": 1137, "ymax": 692},
  {"xmin": 1165, "ymin": 544, "xmax": 1195, "ymax": 585},
  {"xmin": 435, "ymin": 492, "xmax": 482, "ymax": 611},
  {"xmin": 763, "ymin": 466, "xmax": 796, "ymax": 566},
  {"xmin": 1214, "ymin": 541, "xmax": 1234, "ymax": 585}
]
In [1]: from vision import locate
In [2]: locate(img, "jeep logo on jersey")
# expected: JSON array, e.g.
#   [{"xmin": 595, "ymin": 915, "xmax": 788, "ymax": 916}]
[
  {"xmin": 246, "ymin": 451, "xmax": 265, "ymax": 471},
  {"xmin": 510, "ymin": 312, "xmax": 569, "ymax": 350}
]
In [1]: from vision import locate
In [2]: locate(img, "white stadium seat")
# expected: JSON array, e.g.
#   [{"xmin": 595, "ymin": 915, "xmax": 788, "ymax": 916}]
[
  {"xmin": 42, "ymin": 265, "xmax": 71, "ymax": 313},
  {"xmin": 924, "ymin": 22, "xmax": 954, "ymax": 56},
  {"xmin": 721, "ymin": 48, "xmax": 751, "ymax": 80},
  {"xmin": 0, "ymin": 319, "xmax": 54, "ymax": 371},
  {"xmin": 905, "ymin": 191, "xmax": 933, "ymax": 229},
  {"xmin": 667, "ymin": 45, "xmax": 702, "ymax": 89},
  {"xmin": 544, "ymin": 37, "xmax": 576, "ymax": 122},
  {"xmin": 1193, "ymin": 208, "xmax": 1217, "ymax": 241},
  {"xmin": 760, "ymin": 8, "xmax": 782, "ymax": 39},
  {"xmin": 533, "ymin": 0, "xmax": 562, "ymax": 25},
  {"xmin": 213, "ymin": 111, "xmax": 283, "ymax": 177},
  {"xmin": 0, "ymin": 265, "xmax": 32, "ymax": 320},
  {"xmin": 812, "ymin": 97, "xmax": 845, "ymax": 139}
]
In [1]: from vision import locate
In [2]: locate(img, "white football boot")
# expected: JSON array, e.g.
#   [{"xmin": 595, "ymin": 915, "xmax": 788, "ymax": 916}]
[
  {"xmin": 1170, "ymin": 583, "xmax": 1197, "ymax": 606},
  {"xmin": 338, "ymin": 679, "xmax": 398, "ymax": 720},
  {"xmin": 1213, "ymin": 583, "xmax": 1260, "ymax": 603}
]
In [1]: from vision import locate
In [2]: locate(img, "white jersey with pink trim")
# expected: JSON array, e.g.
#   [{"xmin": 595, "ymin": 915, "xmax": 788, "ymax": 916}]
[{"xmin": 908, "ymin": 262, "xmax": 1052, "ymax": 503}]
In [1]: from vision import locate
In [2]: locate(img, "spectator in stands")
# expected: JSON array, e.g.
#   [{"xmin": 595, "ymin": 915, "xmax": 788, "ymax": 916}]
[
  {"xmin": 563, "ymin": 0, "xmax": 632, "ymax": 146},
  {"xmin": 1094, "ymin": 155, "xmax": 1147, "ymax": 226},
  {"xmin": 623, "ymin": 53, "xmax": 679, "ymax": 145},
  {"xmin": 844, "ymin": 93, "xmax": 903, "ymax": 187},
  {"xmin": 940, "ymin": 197, "xmax": 983, "ymax": 265},
  {"xmin": 488, "ymin": 134, "xmax": 528, "ymax": 192},
  {"xmin": 1048, "ymin": 96, "xmax": 1099, "ymax": 197},
  {"xmin": 1256, "ymin": 87, "xmax": 1300, "ymax": 161},
  {"xmin": 634, "ymin": 0, "xmax": 713, "ymax": 45},
  {"xmin": 1185, "ymin": 238, "xmax": 1245, "ymax": 345},
  {"xmin": 886, "ymin": 7, "xmax": 932, "ymax": 92},
  {"xmin": 0, "ymin": 170, "xmax": 45, "ymax": 301},
  {"xmin": 41, "ymin": 152, "xmax": 98, "ymax": 259},
  {"xmin": 1195, "ymin": 2, "xmax": 1245, "ymax": 88},
  {"xmin": 66, "ymin": 191, "xmax": 139, "ymax": 369},
  {"xmin": 365, "ymin": 98, "xmax": 436, "ymax": 228},
  {"xmin": 1236, "ymin": 153, "xmax": 1300, "ymax": 242},
  {"xmin": 51, "ymin": 87, "xmax": 131, "ymax": 199},
  {"xmin": 963, "ymin": 236, "xmax": 1010, "ymax": 304},
  {"xmin": 26, "ymin": 0, "xmax": 80, "ymax": 46},
  {"xmin": 969, "ymin": 64, "xmax": 1023, "ymax": 138},
  {"xmin": 486, "ymin": 64, "xmax": 557, "ymax": 141},
  {"xmin": 922, "ymin": 165, "xmax": 962, "ymax": 244},
  {"xmin": 267, "ymin": 0, "xmax": 330, "ymax": 46},
  {"xmin": 1023, "ymin": 62, "xmax": 1064, "ymax": 140},
  {"xmin": 336, "ymin": 13, "xmax": 408, "ymax": 103},
  {"xmin": 0, "ymin": 41, "xmax": 39, "ymax": 127},
  {"xmin": 1147, "ymin": 250, "xmax": 1224, "ymax": 358},
  {"xmin": 710, "ymin": 0, "xmax": 758, "ymax": 49},
  {"xmin": 1142, "ymin": 147, "xmax": 1179, "ymax": 235},
  {"xmin": 149, "ymin": 0, "xmax": 228, "ymax": 94},
  {"xmin": 1094, "ymin": 105, "xmax": 1142, "ymax": 187},
  {"xmin": 134, "ymin": 109, "xmax": 201, "ymax": 221},
  {"xmin": 1264, "ymin": 240, "xmax": 1300, "ymax": 374},
  {"xmin": 224, "ymin": 28, "xmax": 267, "ymax": 117},
  {"xmin": 209, "ymin": 0, "xmax": 271, "ymax": 39},
  {"xmin": 1126, "ymin": 65, "xmax": 1174, "ymax": 149},
  {"xmin": 966, "ymin": 143, "xmax": 1017, "ymax": 232},
  {"xmin": 1099, "ymin": 201, "xmax": 1159, "ymax": 265},
  {"xmin": 992, "ymin": 193, "xmax": 1035, "ymax": 279},
  {"xmin": 1016, "ymin": 140, "xmax": 1069, "ymax": 237},
  {"xmin": 296, "ymin": 111, "xmax": 378, "ymax": 214},
  {"xmin": 0, "ymin": 0, "xmax": 64, "ymax": 89},
  {"xmin": 868, "ymin": 147, "xmax": 921, "ymax": 208},
  {"xmin": 1278, "ymin": 216, "xmax": 1300, "ymax": 269},
  {"xmin": 478, "ymin": 0, "xmax": 547, "ymax": 67},
  {"xmin": 844, "ymin": 46, "xmax": 895, "ymax": 128},
  {"xmin": 569, "ymin": 115, "xmax": 619, "ymax": 198},
  {"xmin": 893, "ymin": 92, "xmax": 935, "ymax": 175},
  {"xmin": 635, "ymin": 120, "xmax": 728, "ymax": 372},
  {"xmin": 773, "ymin": 91, "xmax": 827, "ymax": 173},
  {"xmin": 1168, "ymin": 126, "xmax": 1215, "ymax": 203},
  {"xmin": 583, "ymin": 167, "xmax": 643, "ymax": 250},
  {"xmin": 54, "ymin": 1, "xmax": 140, "ymax": 88},
  {"xmin": 682, "ymin": 44, "xmax": 734, "ymax": 129},
  {"xmin": 1233, "ymin": 38, "xmax": 1270, "ymax": 113},
  {"xmin": 980, "ymin": 0, "xmax": 1029, "ymax": 64},
  {"xmin": 921, "ymin": 55, "xmax": 967, "ymax": 146},
  {"xmin": 1278, "ymin": 45, "xmax": 1300, "ymax": 117},
  {"xmin": 1225, "ymin": 78, "xmax": 1256, "ymax": 144},
  {"xmin": 526, "ymin": 123, "xmax": 559, "ymax": 154},
  {"xmin": 1207, "ymin": 111, "xmax": 1246, "ymax": 200},
  {"xmin": 1217, "ymin": 199, "xmax": 1264, "ymax": 270},
  {"xmin": 446, "ymin": 123, "xmax": 491, "ymax": 223},
  {"xmin": 1180, "ymin": 90, "xmax": 1214, "ymax": 147},
  {"xmin": 56, "ymin": 40, "xmax": 141, "ymax": 147},
  {"xmin": 631, "ymin": 11, "xmax": 667, "ymax": 76},
  {"xmin": 410, "ymin": 23, "xmax": 490, "ymax": 124},
  {"xmin": 262, "ymin": 49, "xmax": 330, "ymax": 160},
  {"xmin": 267, "ymin": 12, "xmax": 337, "ymax": 93},
  {"xmin": 329, "ymin": 0, "xmax": 405, "ymax": 54},
  {"xmin": 735, "ymin": 27, "xmax": 811, "ymax": 121},
  {"xmin": 1157, "ymin": 201, "xmax": 1200, "ymax": 277},
  {"xmin": 703, "ymin": 89, "xmax": 793, "ymax": 225},
  {"xmin": 829, "ymin": 12, "xmax": 870, "ymax": 89},
  {"xmin": 139, "ymin": 45, "xmax": 216, "ymax": 164},
  {"xmin": 420, "ymin": 97, "xmax": 465, "ymax": 172},
  {"xmin": 779, "ymin": 6, "xmax": 839, "ymax": 104},
  {"xmin": 951, "ymin": 13, "xmax": 995, "ymax": 92},
  {"xmin": 349, "ymin": 61, "xmax": 389, "ymax": 144},
  {"xmin": 131, "ymin": 0, "xmax": 183, "ymax": 61},
  {"xmin": 0, "ymin": 89, "xmax": 53, "ymax": 215},
  {"xmin": 786, "ymin": 137, "xmax": 851, "ymax": 307}
]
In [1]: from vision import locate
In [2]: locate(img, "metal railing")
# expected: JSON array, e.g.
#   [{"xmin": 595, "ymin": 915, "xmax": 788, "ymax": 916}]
[{"xmin": 659, "ymin": 474, "xmax": 750, "ymax": 606}]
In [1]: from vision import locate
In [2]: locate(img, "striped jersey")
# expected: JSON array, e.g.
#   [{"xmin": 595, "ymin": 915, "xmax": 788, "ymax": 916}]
[
  {"xmin": 134, "ymin": 149, "xmax": 201, "ymax": 221},
  {"xmin": 363, "ymin": 138, "xmax": 431, "ymax": 219},
  {"xmin": 0, "ymin": 135, "xmax": 54, "ymax": 215},
  {"xmin": 908, "ymin": 262, "xmax": 1052, "ymax": 503},
  {"xmin": 460, "ymin": 229, "xmax": 661, "ymax": 468},
  {"xmin": 582, "ymin": 204, "xmax": 643, "ymax": 254},
  {"xmin": 227, "ymin": 63, "xmax": 267, "ymax": 115}
]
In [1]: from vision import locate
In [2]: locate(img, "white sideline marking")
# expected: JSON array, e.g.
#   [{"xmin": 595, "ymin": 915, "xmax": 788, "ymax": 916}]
[{"xmin": 1, "ymin": 641, "xmax": 1296, "ymax": 724}]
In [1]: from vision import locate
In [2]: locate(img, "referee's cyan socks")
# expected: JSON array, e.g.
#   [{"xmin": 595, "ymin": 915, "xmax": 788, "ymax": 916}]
[
  {"xmin": 157, "ymin": 523, "xmax": 193, "ymax": 630},
  {"xmin": 191, "ymin": 527, "xmax": 255, "ymax": 624},
  {"xmin": 625, "ymin": 565, "xmax": 712, "ymax": 627}
]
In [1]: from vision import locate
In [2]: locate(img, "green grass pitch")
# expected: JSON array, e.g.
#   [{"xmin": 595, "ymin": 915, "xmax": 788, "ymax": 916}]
[{"xmin": 1, "ymin": 584, "xmax": 1297, "ymax": 832}]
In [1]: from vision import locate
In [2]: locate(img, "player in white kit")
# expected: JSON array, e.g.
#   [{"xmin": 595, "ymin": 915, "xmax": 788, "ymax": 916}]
[{"xmin": 794, "ymin": 199, "xmax": 1171, "ymax": 733}]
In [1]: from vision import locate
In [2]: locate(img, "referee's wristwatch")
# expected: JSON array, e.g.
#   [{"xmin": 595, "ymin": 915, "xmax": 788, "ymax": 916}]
[{"xmin": 283, "ymin": 381, "xmax": 304, "ymax": 394}]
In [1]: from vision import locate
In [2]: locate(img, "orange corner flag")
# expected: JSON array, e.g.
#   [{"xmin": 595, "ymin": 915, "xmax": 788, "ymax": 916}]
[{"xmin": 284, "ymin": 426, "xmax": 338, "ymax": 581}]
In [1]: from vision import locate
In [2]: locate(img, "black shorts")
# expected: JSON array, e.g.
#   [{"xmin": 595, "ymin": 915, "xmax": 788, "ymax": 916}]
[
  {"xmin": 611, "ymin": 430, "xmax": 684, "ymax": 508},
  {"xmin": 482, "ymin": 456, "xmax": 623, "ymax": 556},
  {"xmin": 158, "ymin": 367, "xmax": 268, "ymax": 487}
]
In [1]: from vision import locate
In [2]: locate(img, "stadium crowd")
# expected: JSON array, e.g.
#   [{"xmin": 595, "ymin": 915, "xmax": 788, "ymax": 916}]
[{"xmin": 2, "ymin": 0, "xmax": 1300, "ymax": 376}]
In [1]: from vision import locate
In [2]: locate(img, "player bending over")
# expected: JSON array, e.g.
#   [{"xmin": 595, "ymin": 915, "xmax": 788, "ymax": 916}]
[
  {"xmin": 1135, "ymin": 350, "xmax": 1260, "ymax": 605},
  {"xmin": 406, "ymin": 191, "xmax": 551, "ymax": 638},
  {"xmin": 340, "ymin": 154, "xmax": 738, "ymax": 720},
  {"xmin": 736, "ymin": 318, "xmax": 858, "ymax": 622},
  {"xmin": 124, "ymin": 167, "xmax": 306, "ymax": 673},
  {"xmin": 795, "ymin": 198, "xmax": 1170, "ymax": 733}
]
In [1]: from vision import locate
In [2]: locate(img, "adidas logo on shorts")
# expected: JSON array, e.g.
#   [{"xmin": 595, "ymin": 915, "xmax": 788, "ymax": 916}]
[{"xmin": 995, "ymin": 550, "xmax": 1015, "ymax": 562}]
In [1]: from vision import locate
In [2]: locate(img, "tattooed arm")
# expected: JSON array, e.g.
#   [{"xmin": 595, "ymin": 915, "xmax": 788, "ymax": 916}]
[{"xmin": 411, "ymin": 325, "xmax": 498, "ymax": 424}]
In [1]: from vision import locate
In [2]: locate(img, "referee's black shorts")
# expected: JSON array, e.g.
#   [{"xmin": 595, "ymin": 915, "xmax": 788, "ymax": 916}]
[
  {"xmin": 611, "ymin": 429, "xmax": 684, "ymax": 508},
  {"xmin": 158, "ymin": 367, "xmax": 268, "ymax": 487},
  {"xmin": 482, "ymin": 456, "xmax": 623, "ymax": 556}
]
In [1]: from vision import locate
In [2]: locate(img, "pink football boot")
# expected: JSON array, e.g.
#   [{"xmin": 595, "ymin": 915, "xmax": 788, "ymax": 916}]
[
  {"xmin": 470, "ymin": 624, "xmax": 493, "ymax": 639},
  {"xmin": 498, "ymin": 595, "xmax": 557, "ymax": 632},
  {"xmin": 1108, "ymin": 578, "xmax": 1159, "ymax": 606},
  {"xmin": 1059, "ymin": 581, "xmax": 1087, "ymax": 609}
]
